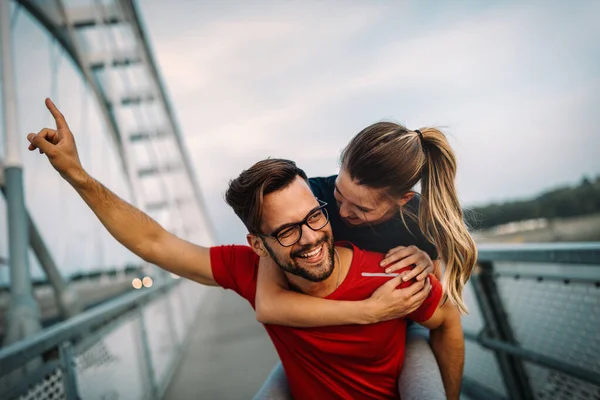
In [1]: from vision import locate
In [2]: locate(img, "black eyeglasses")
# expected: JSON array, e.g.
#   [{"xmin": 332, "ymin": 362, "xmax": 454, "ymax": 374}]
[{"xmin": 262, "ymin": 200, "xmax": 329, "ymax": 247}]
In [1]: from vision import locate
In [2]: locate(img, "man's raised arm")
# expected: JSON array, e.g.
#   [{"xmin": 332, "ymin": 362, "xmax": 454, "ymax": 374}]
[{"xmin": 27, "ymin": 98, "xmax": 217, "ymax": 286}]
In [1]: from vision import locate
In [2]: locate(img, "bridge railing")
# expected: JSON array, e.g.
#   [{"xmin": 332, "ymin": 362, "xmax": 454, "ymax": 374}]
[
  {"xmin": 1, "ymin": 243, "xmax": 598, "ymax": 399},
  {"xmin": 0, "ymin": 277, "xmax": 207, "ymax": 400},
  {"xmin": 461, "ymin": 242, "xmax": 600, "ymax": 400}
]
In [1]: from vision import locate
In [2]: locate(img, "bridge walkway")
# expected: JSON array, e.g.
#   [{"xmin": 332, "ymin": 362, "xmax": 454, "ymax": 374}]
[{"xmin": 164, "ymin": 288, "xmax": 278, "ymax": 399}]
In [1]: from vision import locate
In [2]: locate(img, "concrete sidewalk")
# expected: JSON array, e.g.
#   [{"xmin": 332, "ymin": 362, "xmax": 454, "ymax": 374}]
[{"xmin": 164, "ymin": 287, "xmax": 280, "ymax": 399}]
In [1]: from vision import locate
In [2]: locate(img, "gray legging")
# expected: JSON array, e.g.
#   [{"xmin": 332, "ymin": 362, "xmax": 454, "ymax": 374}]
[{"xmin": 253, "ymin": 323, "xmax": 446, "ymax": 400}]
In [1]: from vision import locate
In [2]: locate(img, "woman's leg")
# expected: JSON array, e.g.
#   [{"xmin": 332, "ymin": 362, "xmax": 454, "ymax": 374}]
[
  {"xmin": 398, "ymin": 323, "xmax": 446, "ymax": 400},
  {"xmin": 253, "ymin": 362, "xmax": 293, "ymax": 400}
]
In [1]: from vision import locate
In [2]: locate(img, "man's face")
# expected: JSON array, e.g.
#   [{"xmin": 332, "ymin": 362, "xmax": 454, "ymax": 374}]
[{"xmin": 258, "ymin": 176, "xmax": 335, "ymax": 282}]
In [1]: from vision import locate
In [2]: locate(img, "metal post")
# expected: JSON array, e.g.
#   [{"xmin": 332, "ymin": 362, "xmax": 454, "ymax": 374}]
[
  {"xmin": 59, "ymin": 341, "xmax": 80, "ymax": 400},
  {"xmin": 27, "ymin": 214, "xmax": 81, "ymax": 318},
  {"xmin": 176, "ymin": 280, "xmax": 192, "ymax": 328},
  {"xmin": 164, "ymin": 286, "xmax": 180, "ymax": 348},
  {"xmin": 0, "ymin": 0, "xmax": 42, "ymax": 345},
  {"xmin": 135, "ymin": 306, "xmax": 158, "ymax": 400},
  {"xmin": 0, "ymin": 167, "xmax": 81, "ymax": 320},
  {"xmin": 471, "ymin": 262, "xmax": 534, "ymax": 400}
]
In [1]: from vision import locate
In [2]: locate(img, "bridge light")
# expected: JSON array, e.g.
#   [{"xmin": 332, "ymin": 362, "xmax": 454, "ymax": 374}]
[
  {"xmin": 132, "ymin": 278, "xmax": 143, "ymax": 289},
  {"xmin": 142, "ymin": 276, "xmax": 153, "ymax": 288}
]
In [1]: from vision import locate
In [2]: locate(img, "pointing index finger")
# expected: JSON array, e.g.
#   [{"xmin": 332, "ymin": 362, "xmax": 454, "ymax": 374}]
[{"xmin": 45, "ymin": 98, "xmax": 69, "ymax": 130}]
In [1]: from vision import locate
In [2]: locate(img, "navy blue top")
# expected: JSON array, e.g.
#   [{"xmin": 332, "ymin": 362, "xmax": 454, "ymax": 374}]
[{"xmin": 309, "ymin": 175, "xmax": 438, "ymax": 259}]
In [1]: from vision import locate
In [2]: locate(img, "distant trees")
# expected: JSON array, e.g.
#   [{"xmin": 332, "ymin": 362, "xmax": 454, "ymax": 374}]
[{"xmin": 466, "ymin": 176, "xmax": 600, "ymax": 230}]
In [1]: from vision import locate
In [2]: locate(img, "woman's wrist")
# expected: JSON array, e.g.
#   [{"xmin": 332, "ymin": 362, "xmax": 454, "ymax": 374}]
[{"xmin": 359, "ymin": 299, "xmax": 381, "ymax": 325}]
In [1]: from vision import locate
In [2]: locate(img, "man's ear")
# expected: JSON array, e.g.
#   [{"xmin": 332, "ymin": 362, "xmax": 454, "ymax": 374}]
[
  {"xmin": 247, "ymin": 234, "xmax": 269, "ymax": 258},
  {"xmin": 397, "ymin": 191, "xmax": 415, "ymax": 207}
]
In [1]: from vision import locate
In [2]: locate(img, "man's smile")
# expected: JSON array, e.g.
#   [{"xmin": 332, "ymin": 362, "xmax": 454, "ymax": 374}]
[{"xmin": 295, "ymin": 244, "xmax": 325, "ymax": 263}]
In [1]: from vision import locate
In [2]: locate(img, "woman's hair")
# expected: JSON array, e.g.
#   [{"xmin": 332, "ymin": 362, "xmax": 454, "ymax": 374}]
[{"xmin": 340, "ymin": 122, "xmax": 476, "ymax": 313}]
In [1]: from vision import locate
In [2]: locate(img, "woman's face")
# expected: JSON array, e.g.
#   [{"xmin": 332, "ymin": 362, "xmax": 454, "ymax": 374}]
[{"xmin": 334, "ymin": 167, "xmax": 404, "ymax": 227}]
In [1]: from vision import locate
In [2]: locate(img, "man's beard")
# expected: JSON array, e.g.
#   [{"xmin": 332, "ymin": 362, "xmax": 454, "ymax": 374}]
[{"xmin": 262, "ymin": 233, "xmax": 335, "ymax": 282}]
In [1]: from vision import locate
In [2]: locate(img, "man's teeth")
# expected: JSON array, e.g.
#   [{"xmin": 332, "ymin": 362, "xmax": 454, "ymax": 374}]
[{"xmin": 299, "ymin": 246, "xmax": 322, "ymax": 258}]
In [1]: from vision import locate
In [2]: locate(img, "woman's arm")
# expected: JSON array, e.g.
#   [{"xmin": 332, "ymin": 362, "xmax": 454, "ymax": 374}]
[{"xmin": 254, "ymin": 256, "xmax": 431, "ymax": 327}]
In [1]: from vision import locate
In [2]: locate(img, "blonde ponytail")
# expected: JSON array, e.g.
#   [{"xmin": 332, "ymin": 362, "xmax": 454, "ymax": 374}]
[{"xmin": 418, "ymin": 128, "xmax": 477, "ymax": 313}]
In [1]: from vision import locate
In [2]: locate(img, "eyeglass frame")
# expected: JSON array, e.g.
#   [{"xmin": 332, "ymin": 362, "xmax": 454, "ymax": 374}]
[{"xmin": 259, "ymin": 199, "xmax": 330, "ymax": 247}]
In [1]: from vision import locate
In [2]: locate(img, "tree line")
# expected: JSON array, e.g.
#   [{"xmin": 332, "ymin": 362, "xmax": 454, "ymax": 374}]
[{"xmin": 466, "ymin": 175, "xmax": 600, "ymax": 230}]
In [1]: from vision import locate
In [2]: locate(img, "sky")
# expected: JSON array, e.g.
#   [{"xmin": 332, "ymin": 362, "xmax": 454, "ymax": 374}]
[
  {"xmin": 137, "ymin": 0, "xmax": 600, "ymax": 242},
  {"xmin": 1, "ymin": 0, "xmax": 599, "ymax": 278}
]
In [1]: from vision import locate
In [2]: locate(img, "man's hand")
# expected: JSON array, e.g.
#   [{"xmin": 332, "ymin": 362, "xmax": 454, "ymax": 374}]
[
  {"xmin": 365, "ymin": 274, "xmax": 432, "ymax": 323},
  {"xmin": 26, "ymin": 98, "xmax": 84, "ymax": 183},
  {"xmin": 24, "ymin": 98, "xmax": 216, "ymax": 286},
  {"xmin": 380, "ymin": 245, "xmax": 438, "ymax": 281}
]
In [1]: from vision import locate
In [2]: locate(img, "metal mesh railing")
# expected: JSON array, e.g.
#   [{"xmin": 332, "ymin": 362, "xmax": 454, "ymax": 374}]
[
  {"xmin": 461, "ymin": 243, "xmax": 600, "ymax": 400},
  {"xmin": 16, "ymin": 368, "xmax": 64, "ymax": 400},
  {"xmin": 460, "ymin": 280, "xmax": 485, "ymax": 332},
  {"xmin": 464, "ymin": 341, "xmax": 508, "ymax": 397},
  {"xmin": 496, "ymin": 273, "xmax": 600, "ymax": 374},
  {"xmin": 143, "ymin": 294, "xmax": 178, "ymax": 386},
  {"xmin": 75, "ymin": 315, "xmax": 147, "ymax": 400},
  {"xmin": 525, "ymin": 362, "xmax": 600, "ymax": 399},
  {"xmin": 0, "ymin": 278, "xmax": 207, "ymax": 400}
]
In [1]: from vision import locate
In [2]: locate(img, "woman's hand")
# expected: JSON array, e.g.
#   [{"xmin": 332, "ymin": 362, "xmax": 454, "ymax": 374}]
[
  {"xmin": 380, "ymin": 245, "xmax": 436, "ymax": 281},
  {"xmin": 365, "ymin": 274, "xmax": 432, "ymax": 322}
]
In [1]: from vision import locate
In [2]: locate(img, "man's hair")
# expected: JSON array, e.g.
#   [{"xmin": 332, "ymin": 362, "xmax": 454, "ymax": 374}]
[{"xmin": 225, "ymin": 158, "xmax": 308, "ymax": 234}]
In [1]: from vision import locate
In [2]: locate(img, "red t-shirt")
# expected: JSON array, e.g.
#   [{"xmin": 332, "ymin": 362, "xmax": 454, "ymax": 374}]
[{"xmin": 210, "ymin": 242, "xmax": 443, "ymax": 400}]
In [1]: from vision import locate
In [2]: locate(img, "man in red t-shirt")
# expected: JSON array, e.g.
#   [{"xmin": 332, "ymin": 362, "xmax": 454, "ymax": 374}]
[
  {"xmin": 29, "ymin": 102, "xmax": 461, "ymax": 399},
  {"xmin": 211, "ymin": 242, "xmax": 443, "ymax": 399},
  {"xmin": 205, "ymin": 159, "xmax": 454, "ymax": 399}
]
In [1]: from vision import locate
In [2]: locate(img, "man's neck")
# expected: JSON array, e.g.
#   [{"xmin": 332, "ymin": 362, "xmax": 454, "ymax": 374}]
[{"xmin": 285, "ymin": 245, "xmax": 353, "ymax": 298}]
